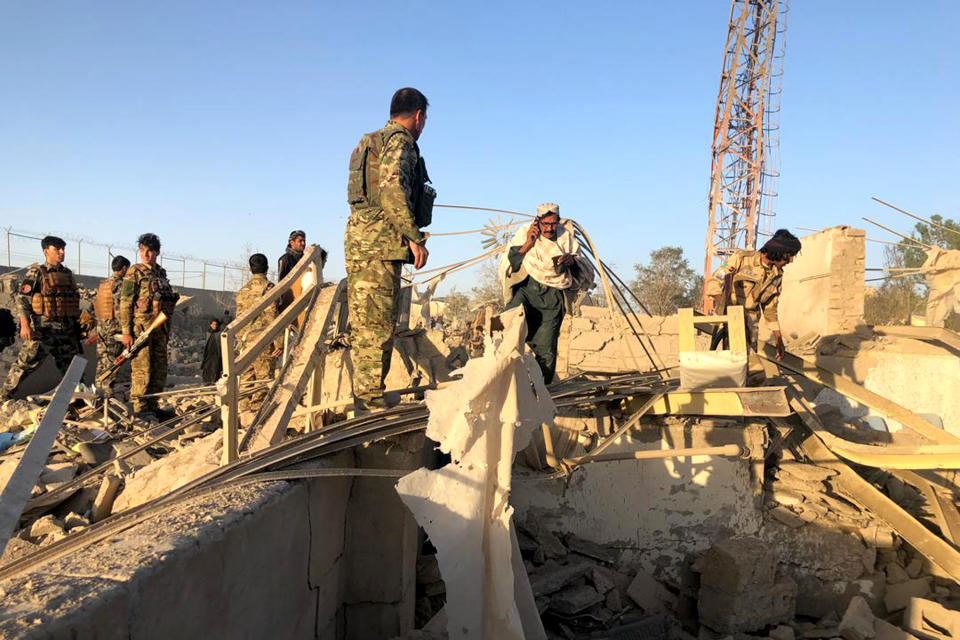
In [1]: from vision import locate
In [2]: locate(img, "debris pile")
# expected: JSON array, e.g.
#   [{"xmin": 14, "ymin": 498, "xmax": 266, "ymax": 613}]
[{"xmin": 516, "ymin": 515, "xmax": 685, "ymax": 639}]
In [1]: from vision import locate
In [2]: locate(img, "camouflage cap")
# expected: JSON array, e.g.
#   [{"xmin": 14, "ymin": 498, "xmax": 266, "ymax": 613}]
[{"xmin": 536, "ymin": 203, "xmax": 560, "ymax": 217}]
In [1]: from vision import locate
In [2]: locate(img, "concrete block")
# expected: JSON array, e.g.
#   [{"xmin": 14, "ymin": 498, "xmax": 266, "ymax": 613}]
[
  {"xmin": 549, "ymin": 584, "xmax": 603, "ymax": 615},
  {"xmin": 884, "ymin": 578, "xmax": 931, "ymax": 613},
  {"xmin": 839, "ymin": 596, "xmax": 875, "ymax": 640},
  {"xmin": 697, "ymin": 536, "xmax": 776, "ymax": 591},
  {"xmin": 529, "ymin": 560, "xmax": 593, "ymax": 596},
  {"xmin": 698, "ymin": 577, "xmax": 796, "ymax": 634},
  {"xmin": 627, "ymin": 571, "xmax": 676, "ymax": 614}
]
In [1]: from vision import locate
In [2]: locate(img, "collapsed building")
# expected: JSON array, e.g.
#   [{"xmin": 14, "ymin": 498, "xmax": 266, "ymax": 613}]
[{"xmin": 1, "ymin": 227, "xmax": 960, "ymax": 640}]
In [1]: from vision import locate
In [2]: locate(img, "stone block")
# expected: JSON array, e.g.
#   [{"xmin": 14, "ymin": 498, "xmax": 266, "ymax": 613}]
[
  {"xmin": 627, "ymin": 571, "xmax": 676, "ymax": 614},
  {"xmin": 549, "ymin": 584, "xmax": 603, "ymax": 615},
  {"xmin": 697, "ymin": 536, "xmax": 776, "ymax": 591},
  {"xmin": 529, "ymin": 560, "xmax": 593, "ymax": 597},
  {"xmin": 884, "ymin": 578, "xmax": 931, "ymax": 613},
  {"xmin": 698, "ymin": 577, "xmax": 796, "ymax": 633},
  {"xmin": 839, "ymin": 596, "xmax": 875, "ymax": 640}
]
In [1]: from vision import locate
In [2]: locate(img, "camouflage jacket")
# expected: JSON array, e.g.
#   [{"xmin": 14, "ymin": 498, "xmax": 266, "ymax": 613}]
[
  {"xmin": 95, "ymin": 274, "xmax": 124, "ymax": 340},
  {"xmin": 16, "ymin": 262, "xmax": 80, "ymax": 327},
  {"xmin": 704, "ymin": 250, "xmax": 782, "ymax": 330},
  {"xmin": 119, "ymin": 263, "xmax": 175, "ymax": 335},
  {"xmin": 236, "ymin": 274, "xmax": 279, "ymax": 347},
  {"xmin": 345, "ymin": 121, "xmax": 425, "ymax": 262}
]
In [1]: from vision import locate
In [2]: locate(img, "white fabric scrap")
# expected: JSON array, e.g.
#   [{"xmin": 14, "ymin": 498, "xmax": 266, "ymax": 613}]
[{"xmin": 396, "ymin": 306, "xmax": 551, "ymax": 640}]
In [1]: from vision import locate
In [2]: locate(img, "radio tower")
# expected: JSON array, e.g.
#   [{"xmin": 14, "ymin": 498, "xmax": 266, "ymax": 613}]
[{"xmin": 702, "ymin": 0, "xmax": 788, "ymax": 310}]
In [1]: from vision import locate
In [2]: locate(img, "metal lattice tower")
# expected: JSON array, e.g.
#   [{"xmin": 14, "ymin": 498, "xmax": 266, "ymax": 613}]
[{"xmin": 702, "ymin": 0, "xmax": 788, "ymax": 310}]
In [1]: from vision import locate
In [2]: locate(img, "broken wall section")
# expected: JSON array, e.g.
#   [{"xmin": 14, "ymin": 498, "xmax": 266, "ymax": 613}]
[{"xmin": 780, "ymin": 226, "xmax": 866, "ymax": 342}]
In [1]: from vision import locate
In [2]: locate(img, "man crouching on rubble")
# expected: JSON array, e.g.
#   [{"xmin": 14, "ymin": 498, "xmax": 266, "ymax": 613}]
[
  {"xmin": 498, "ymin": 203, "xmax": 594, "ymax": 384},
  {"xmin": 705, "ymin": 229, "xmax": 802, "ymax": 359}
]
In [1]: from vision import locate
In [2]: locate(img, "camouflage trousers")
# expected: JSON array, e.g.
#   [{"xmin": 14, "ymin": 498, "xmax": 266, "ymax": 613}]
[
  {"xmin": 1, "ymin": 324, "xmax": 81, "ymax": 399},
  {"xmin": 238, "ymin": 347, "xmax": 274, "ymax": 412},
  {"xmin": 130, "ymin": 317, "xmax": 169, "ymax": 413},
  {"xmin": 96, "ymin": 333, "xmax": 129, "ymax": 393},
  {"xmin": 346, "ymin": 258, "xmax": 401, "ymax": 402}
]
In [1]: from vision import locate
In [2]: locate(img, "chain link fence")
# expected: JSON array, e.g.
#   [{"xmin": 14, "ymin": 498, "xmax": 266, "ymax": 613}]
[{"xmin": 0, "ymin": 227, "xmax": 273, "ymax": 292}]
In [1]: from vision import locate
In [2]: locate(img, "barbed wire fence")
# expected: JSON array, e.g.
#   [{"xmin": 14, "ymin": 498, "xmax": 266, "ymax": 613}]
[{"xmin": 0, "ymin": 227, "xmax": 276, "ymax": 292}]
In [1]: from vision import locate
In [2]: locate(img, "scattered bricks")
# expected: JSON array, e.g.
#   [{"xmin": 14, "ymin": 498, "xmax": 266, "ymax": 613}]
[
  {"xmin": 698, "ymin": 577, "xmax": 797, "ymax": 633},
  {"xmin": 549, "ymin": 584, "xmax": 603, "ymax": 615},
  {"xmin": 529, "ymin": 560, "xmax": 593, "ymax": 597},
  {"xmin": 838, "ymin": 596, "xmax": 875, "ymax": 640},
  {"xmin": 62, "ymin": 512, "xmax": 89, "ymax": 531},
  {"xmin": 885, "ymin": 578, "xmax": 931, "ymax": 613},
  {"xmin": 697, "ymin": 536, "xmax": 777, "ymax": 592},
  {"xmin": 627, "ymin": 571, "xmax": 676, "ymax": 614},
  {"xmin": 28, "ymin": 515, "xmax": 66, "ymax": 542}
]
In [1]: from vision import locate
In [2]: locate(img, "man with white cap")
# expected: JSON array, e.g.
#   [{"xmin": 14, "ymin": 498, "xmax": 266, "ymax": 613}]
[{"xmin": 498, "ymin": 203, "xmax": 594, "ymax": 383}]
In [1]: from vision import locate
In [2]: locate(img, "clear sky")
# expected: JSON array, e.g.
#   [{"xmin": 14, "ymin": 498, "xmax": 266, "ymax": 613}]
[{"xmin": 1, "ymin": 1, "xmax": 957, "ymax": 292}]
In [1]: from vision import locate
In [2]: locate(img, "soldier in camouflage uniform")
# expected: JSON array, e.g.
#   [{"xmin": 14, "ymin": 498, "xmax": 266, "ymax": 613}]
[
  {"xmin": 88, "ymin": 255, "xmax": 131, "ymax": 392},
  {"xmin": 345, "ymin": 87, "xmax": 435, "ymax": 411},
  {"xmin": 1, "ymin": 236, "xmax": 83, "ymax": 400},
  {"xmin": 119, "ymin": 233, "xmax": 179, "ymax": 420},
  {"xmin": 235, "ymin": 253, "xmax": 280, "ymax": 411},
  {"xmin": 704, "ymin": 229, "xmax": 802, "ymax": 358}
]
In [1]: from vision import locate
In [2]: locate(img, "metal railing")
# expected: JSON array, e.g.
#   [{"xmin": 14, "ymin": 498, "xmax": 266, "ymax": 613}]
[{"xmin": 217, "ymin": 244, "xmax": 325, "ymax": 464}]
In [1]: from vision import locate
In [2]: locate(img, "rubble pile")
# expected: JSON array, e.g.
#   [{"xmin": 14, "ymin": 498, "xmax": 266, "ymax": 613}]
[{"xmin": 516, "ymin": 515, "xmax": 685, "ymax": 639}]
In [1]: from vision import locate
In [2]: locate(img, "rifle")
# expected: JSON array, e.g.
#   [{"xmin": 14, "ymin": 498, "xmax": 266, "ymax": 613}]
[{"xmin": 96, "ymin": 312, "xmax": 168, "ymax": 385}]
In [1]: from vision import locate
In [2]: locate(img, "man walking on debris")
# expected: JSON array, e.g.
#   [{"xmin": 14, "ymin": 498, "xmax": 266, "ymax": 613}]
[
  {"xmin": 120, "ymin": 233, "xmax": 179, "ymax": 421},
  {"xmin": 498, "ymin": 203, "xmax": 594, "ymax": 384},
  {"xmin": 705, "ymin": 228, "xmax": 802, "ymax": 358},
  {"xmin": 89, "ymin": 255, "xmax": 131, "ymax": 393},
  {"xmin": 345, "ymin": 87, "xmax": 435, "ymax": 411},
  {"xmin": 235, "ymin": 253, "xmax": 280, "ymax": 411},
  {"xmin": 277, "ymin": 230, "xmax": 327, "ymax": 313},
  {"xmin": 1, "ymin": 236, "xmax": 83, "ymax": 400},
  {"xmin": 201, "ymin": 317, "xmax": 222, "ymax": 385}
]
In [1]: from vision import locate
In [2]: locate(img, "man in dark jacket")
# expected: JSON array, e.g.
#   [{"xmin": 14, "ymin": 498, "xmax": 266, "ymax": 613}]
[{"xmin": 201, "ymin": 318, "xmax": 222, "ymax": 384}]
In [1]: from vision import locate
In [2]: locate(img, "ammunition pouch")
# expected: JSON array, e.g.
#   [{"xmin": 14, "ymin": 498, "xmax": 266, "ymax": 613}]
[
  {"xmin": 413, "ymin": 183, "xmax": 435, "ymax": 229},
  {"xmin": 30, "ymin": 269, "xmax": 80, "ymax": 319},
  {"xmin": 347, "ymin": 129, "xmax": 408, "ymax": 210}
]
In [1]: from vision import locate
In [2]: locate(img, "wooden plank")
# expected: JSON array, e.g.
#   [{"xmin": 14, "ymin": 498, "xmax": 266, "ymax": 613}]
[
  {"xmin": 635, "ymin": 386, "xmax": 790, "ymax": 417},
  {"xmin": 782, "ymin": 398, "xmax": 960, "ymax": 583},
  {"xmin": 0, "ymin": 356, "xmax": 86, "ymax": 557},
  {"xmin": 873, "ymin": 325, "xmax": 960, "ymax": 352},
  {"xmin": 219, "ymin": 330, "xmax": 239, "ymax": 465},
  {"xmin": 241, "ymin": 279, "xmax": 344, "ymax": 452},
  {"xmin": 677, "ymin": 308, "xmax": 695, "ymax": 353},
  {"xmin": 234, "ymin": 280, "xmax": 316, "ymax": 372},
  {"xmin": 762, "ymin": 347, "xmax": 960, "ymax": 446}
]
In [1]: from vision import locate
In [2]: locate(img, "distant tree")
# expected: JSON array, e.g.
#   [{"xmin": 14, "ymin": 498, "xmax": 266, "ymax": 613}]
[
  {"xmin": 630, "ymin": 246, "xmax": 702, "ymax": 315},
  {"xmin": 866, "ymin": 215, "xmax": 960, "ymax": 328},
  {"xmin": 441, "ymin": 289, "xmax": 471, "ymax": 325},
  {"xmin": 470, "ymin": 260, "xmax": 504, "ymax": 313}
]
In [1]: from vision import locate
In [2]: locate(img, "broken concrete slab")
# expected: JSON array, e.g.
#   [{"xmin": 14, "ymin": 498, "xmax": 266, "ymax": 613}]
[
  {"xmin": 839, "ymin": 596, "xmax": 875, "ymax": 640},
  {"xmin": 549, "ymin": 584, "xmax": 603, "ymax": 615},
  {"xmin": 529, "ymin": 560, "xmax": 594, "ymax": 597},
  {"xmin": 696, "ymin": 536, "xmax": 777, "ymax": 591},
  {"xmin": 885, "ymin": 578, "xmax": 932, "ymax": 613},
  {"xmin": 626, "ymin": 570, "xmax": 676, "ymax": 614},
  {"xmin": 903, "ymin": 596, "xmax": 960, "ymax": 640},
  {"xmin": 698, "ymin": 577, "xmax": 797, "ymax": 633}
]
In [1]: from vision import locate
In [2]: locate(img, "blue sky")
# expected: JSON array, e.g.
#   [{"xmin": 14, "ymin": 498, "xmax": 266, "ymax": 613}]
[{"xmin": 1, "ymin": 1, "xmax": 957, "ymax": 292}]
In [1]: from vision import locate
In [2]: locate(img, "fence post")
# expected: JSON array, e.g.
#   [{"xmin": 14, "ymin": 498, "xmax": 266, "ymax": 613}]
[
  {"xmin": 222, "ymin": 265, "xmax": 226, "ymax": 291},
  {"xmin": 202, "ymin": 262, "xmax": 207, "ymax": 289},
  {"xmin": 181, "ymin": 258, "xmax": 186, "ymax": 287},
  {"xmin": 77, "ymin": 240, "xmax": 82, "ymax": 274},
  {"xmin": 5, "ymin": 229, "xmax": 10, "ymax": 267}
]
